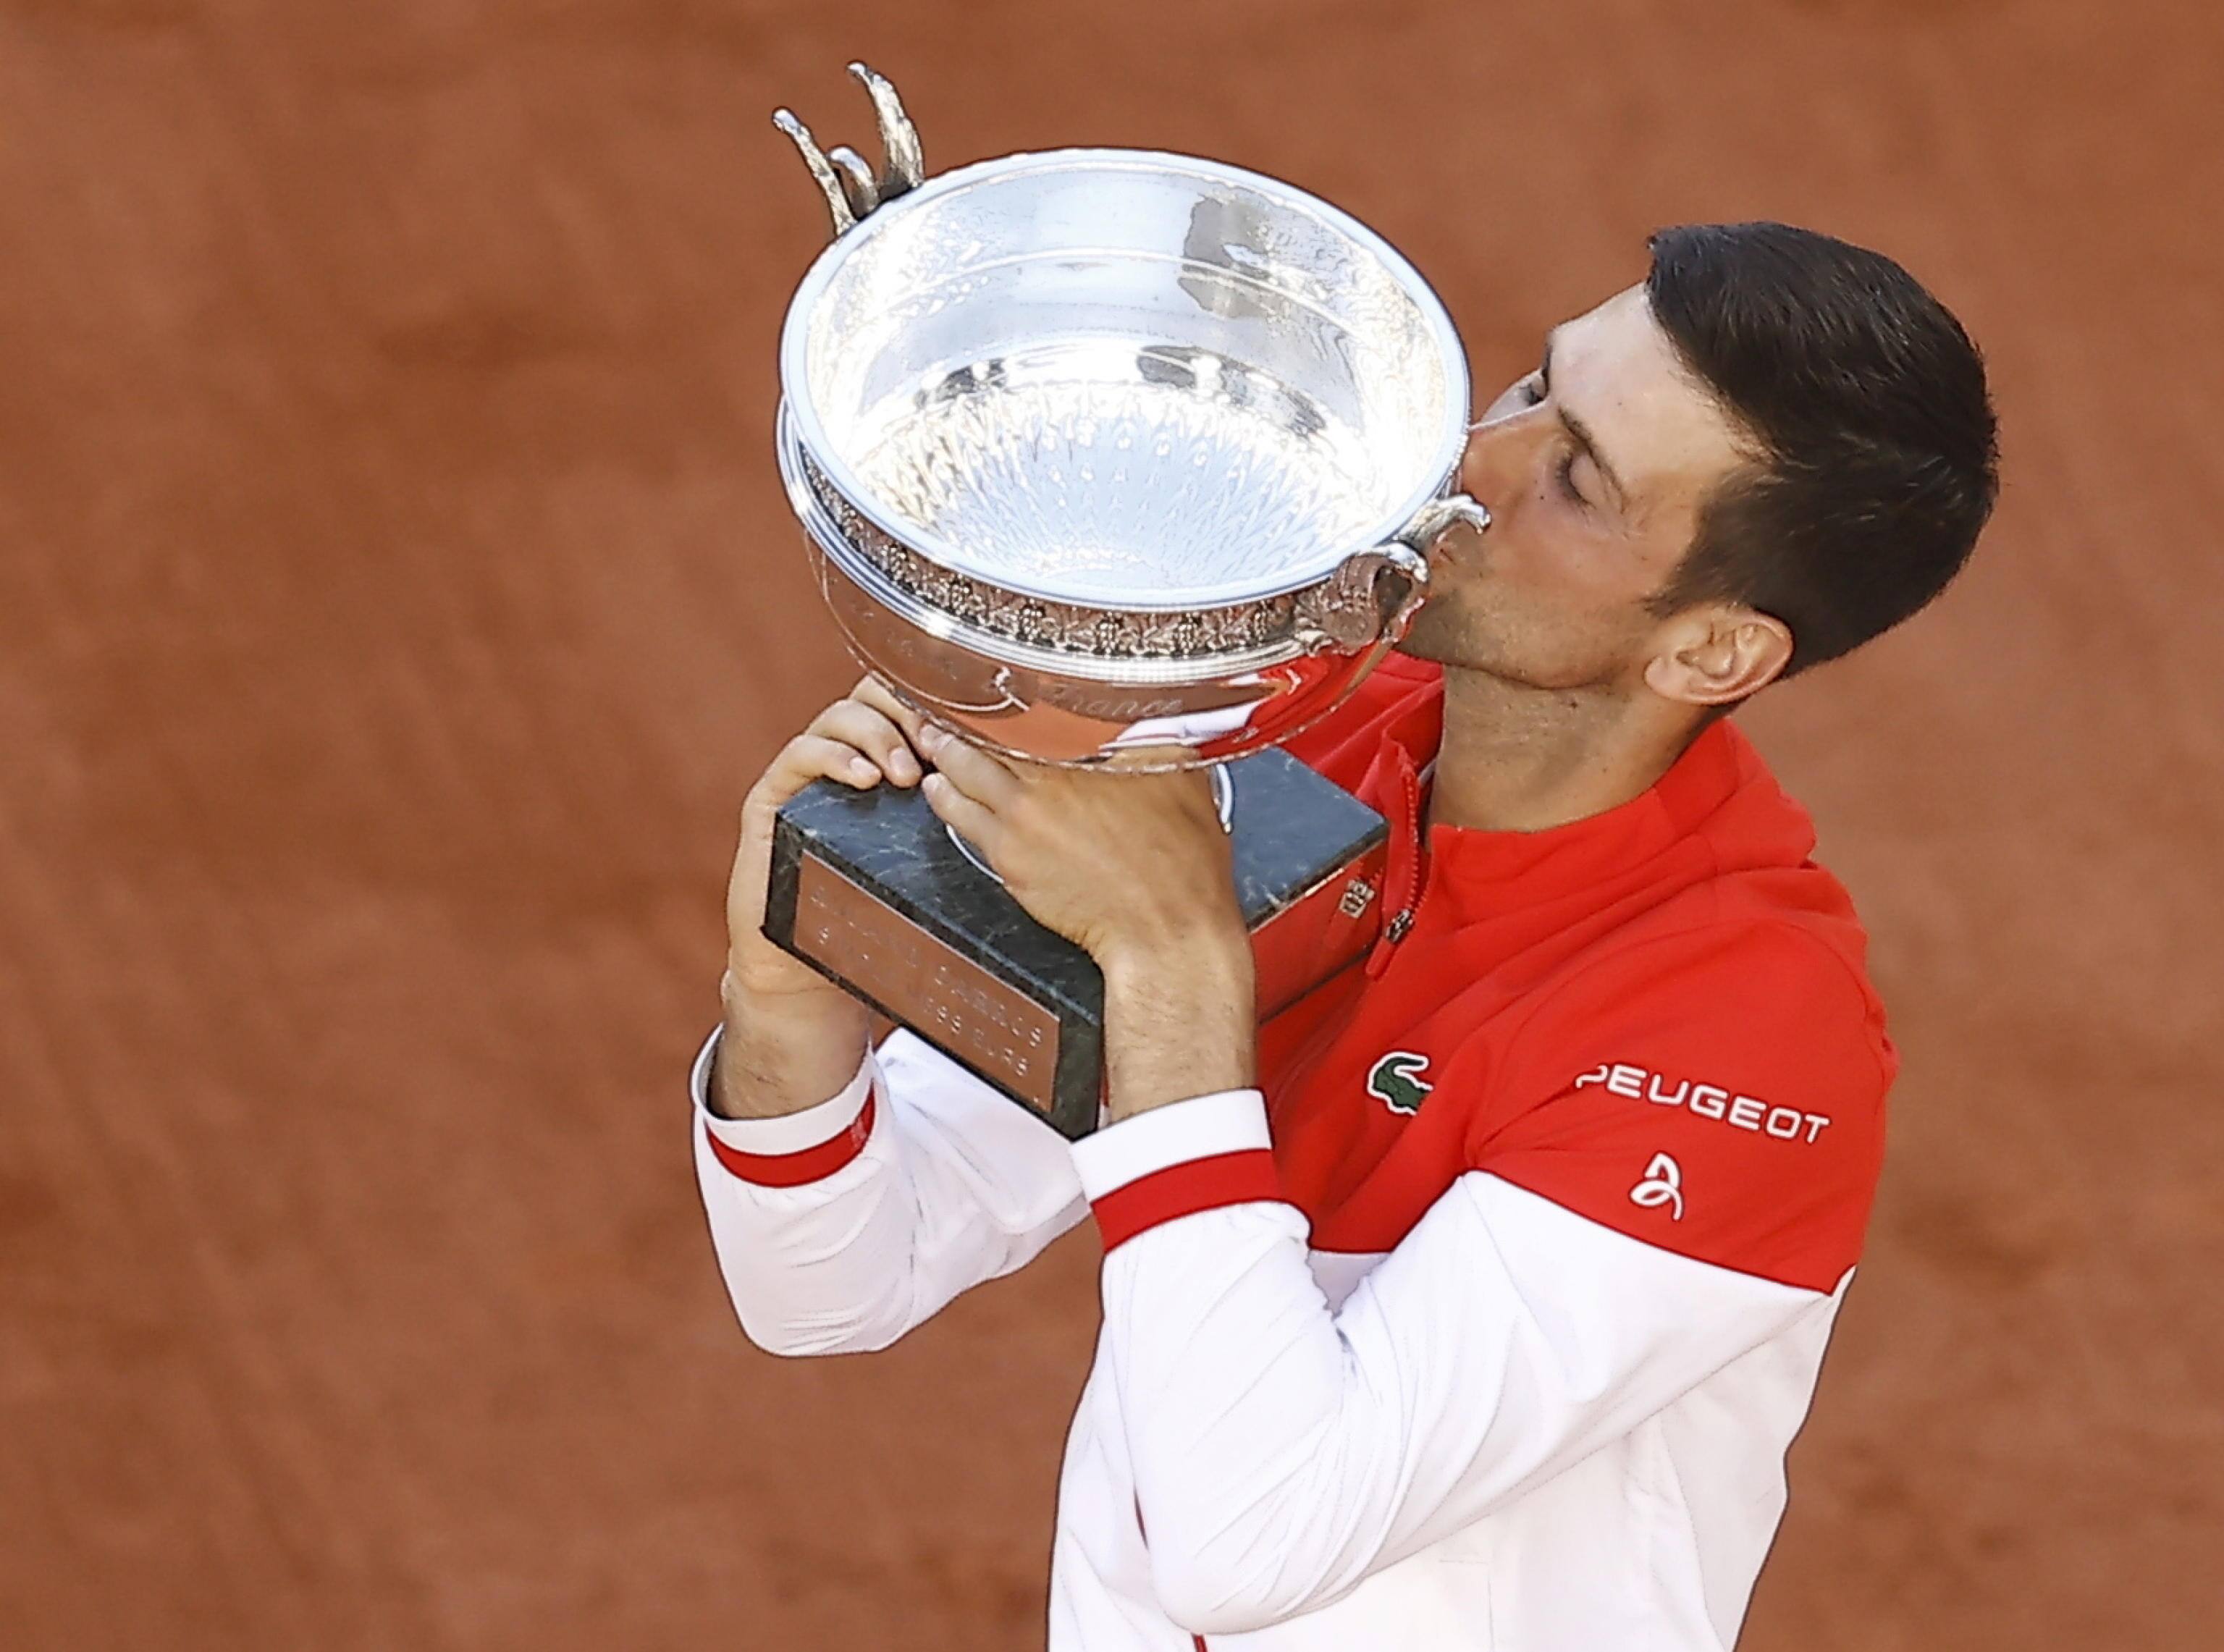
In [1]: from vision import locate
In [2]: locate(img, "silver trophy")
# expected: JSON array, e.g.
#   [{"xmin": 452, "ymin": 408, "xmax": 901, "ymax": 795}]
[{"xmin": 762, "ymin": 66, "xmax": 1487, "ymax": 1132}]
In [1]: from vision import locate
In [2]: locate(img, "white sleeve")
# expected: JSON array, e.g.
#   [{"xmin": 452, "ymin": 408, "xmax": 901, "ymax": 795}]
[
  {"xmin": 1071, "ymin": 1090, "xmax": 1834, "ymax": 1638},
  {"xmin": 692, "ymin": 1025, "xmax": 1088, "ymax": 1356}
]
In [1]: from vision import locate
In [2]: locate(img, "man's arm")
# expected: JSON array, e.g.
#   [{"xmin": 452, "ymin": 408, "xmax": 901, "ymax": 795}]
[
  {"xmin": 697, "ymin": 681, "xmax": 1086, "ymax": 1357},
  {"xmin": 695, "ymin": 1025, "xmax": 1086, "ymax": 1355},
  {"xmin": 1077, "ymin": 928, "xmax": 1882, "ymax": 1635},
  {"xmin": 1074, "ymin": 1137, "xmax": 1835, "ymax": 1635},
  {"xmin": 715, "ymin": 678, "xmax": 930, "ymax": 1121}
]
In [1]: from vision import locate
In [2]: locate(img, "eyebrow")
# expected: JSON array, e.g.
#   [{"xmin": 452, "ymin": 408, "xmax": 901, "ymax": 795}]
[{"xmin": 1541, "ymin": 332, "xmax": 1632, "ymax": 513}]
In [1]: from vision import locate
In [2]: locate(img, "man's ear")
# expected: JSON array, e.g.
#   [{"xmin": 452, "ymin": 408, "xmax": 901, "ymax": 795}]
[{"xmin": 1642, "ymin": 607, "xmax": 1794, "ymax": 707}]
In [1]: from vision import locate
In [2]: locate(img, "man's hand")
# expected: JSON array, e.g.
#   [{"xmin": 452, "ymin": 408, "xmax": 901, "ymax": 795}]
[
  {"xmin": 728, "ymin": 675, "xmax": 930, "ymax": 994},
  {"xmin": 717, "ymin": 676, "xmax": 931, "ymax": 1118},
  {"xmin": 916, "ymin": 727, "xmax": 1257, "ymax": 1121}
]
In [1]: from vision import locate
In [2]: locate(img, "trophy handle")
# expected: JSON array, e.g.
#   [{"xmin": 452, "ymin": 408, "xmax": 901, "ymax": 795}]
[
  {"xmin": 1292, "ymin": 491, "xmax": 1488, "ymax": 654},
  {"xmin": 1397, "ymin": 492, "xmax": 1492, "ymax": 557},
  {"xmin": 772, "ymin": 63, "xmax": 927, "ymax": 241},
  {"xmin": 1379, "ymin": 492, "xmax": 1490, "ymax": 639}
]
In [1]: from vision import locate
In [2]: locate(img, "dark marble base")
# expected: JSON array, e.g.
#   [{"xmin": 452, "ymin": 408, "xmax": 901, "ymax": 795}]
[{"xmin": 764, "ymin": 749, "xmax": 1386, "ymax": 1138}]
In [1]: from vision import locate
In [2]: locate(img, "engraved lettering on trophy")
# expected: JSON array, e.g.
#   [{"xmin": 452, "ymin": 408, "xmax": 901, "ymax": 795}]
[
  {"xmin": 1033, "ymin": 678, "xmax": 1193, "ymax": 722},
  {"xmin": 793, "ymin": 855, "xmax": 1061, "ymax": 1111}
]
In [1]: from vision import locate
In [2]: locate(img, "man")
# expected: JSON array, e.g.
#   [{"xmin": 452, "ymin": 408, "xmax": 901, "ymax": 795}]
[{"xmin": 694, "ymin": 222, "xmax": 1999, "ymax": 1650}]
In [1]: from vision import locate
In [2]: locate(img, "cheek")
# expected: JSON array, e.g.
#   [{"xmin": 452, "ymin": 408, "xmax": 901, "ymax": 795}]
[
  {"xmin": 1467, "ymin": 445, "xmax": 1577, "ymax": 552},
  {"xmin": 1459, "ymin": 439, "xmax": 1659, "ymax": 607},
  {"xmin": 1473, "ymin": 494, "xmax": 1591, "ymax": 595},
  {"xmin": 1457, "ymin": 526, "xmax": 1662, "ymax": 667}
]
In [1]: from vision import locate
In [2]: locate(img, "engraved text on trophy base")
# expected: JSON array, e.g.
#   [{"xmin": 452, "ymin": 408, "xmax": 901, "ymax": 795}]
[{"xmin": 793, "ymin": 854, "xmax": 1062, "ymax": 1113}]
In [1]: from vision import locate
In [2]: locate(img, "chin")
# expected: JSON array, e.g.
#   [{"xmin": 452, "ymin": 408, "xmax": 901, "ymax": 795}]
[
  {"xmin": 1392, "ymin": 599, "xmax": 1501, "ymax": 670},
  {"xmin": 1391, "ymin": 603, "xmax": 1460, "ymax": 664}
]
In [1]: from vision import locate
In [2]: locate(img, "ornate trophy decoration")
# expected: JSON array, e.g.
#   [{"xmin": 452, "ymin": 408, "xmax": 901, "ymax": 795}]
[{"xmin": 762, "ymin": 65, "xmax": 1488, "ymax": 1134}]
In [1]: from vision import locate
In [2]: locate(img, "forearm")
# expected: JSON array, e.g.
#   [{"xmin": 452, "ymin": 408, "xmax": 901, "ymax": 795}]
[
  {"xmin": 710, "ymin": 969, "xmax": 872, "ymax": 1120},
  {"xmin": 1100, "ymin": 935, "xmax": 1257, "ymax": 1122},
  {"xmin": 1087, "ymin": 1172, "xmax": 1820, "ymax": 1635},
  {"xmin": 696, "ymin": 1028, "xmax": 1090, "ymax": 1355}
]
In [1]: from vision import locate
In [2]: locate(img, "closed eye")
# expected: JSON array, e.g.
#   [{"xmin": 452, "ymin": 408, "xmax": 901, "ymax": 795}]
[
  {"xmin": 1524, "ymin": 359, "xmax": 1591, "ymax": 507},
  {"xmin": 1536, "ymin": 332, "xmax": 1630, "ymax": 514},
  {"xmin": 1520, "ymin": 375, "xmax": 1585, "ymax": 504},
  {"xmin": 1554, "ymin": 446, "xmax": 1585, "ymax": 505}
]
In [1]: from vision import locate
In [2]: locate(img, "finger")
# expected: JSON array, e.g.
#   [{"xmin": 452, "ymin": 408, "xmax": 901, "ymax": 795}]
[
  {"xmin": 775, "ymin": 733, "xmax": 885, "ymax": 791},
  {"xmin": 851, "ymin": 675, "xmax": 934, "ymax": 748},
  {"xmin": 809, "ymin": 700, "xmax": 922, "ymax": 785},
  {"xmin": 921, "ymin": 770, "xmax": 999, "ymax": 854},
  {"xmin": 917, "ymin": 723, "xmax": 1022, "ymax": 811}
]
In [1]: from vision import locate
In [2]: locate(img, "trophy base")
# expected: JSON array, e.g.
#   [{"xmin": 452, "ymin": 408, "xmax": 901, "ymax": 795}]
[{"xmin": 764, "ymin": 749, "xmax": 1388, "ymax": 1139}]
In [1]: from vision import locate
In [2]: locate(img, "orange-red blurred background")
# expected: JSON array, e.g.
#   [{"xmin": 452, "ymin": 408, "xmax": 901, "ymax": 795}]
[{"xmin": 4, "ymin": 2, "xmax": 2219, "ymax": 1647}]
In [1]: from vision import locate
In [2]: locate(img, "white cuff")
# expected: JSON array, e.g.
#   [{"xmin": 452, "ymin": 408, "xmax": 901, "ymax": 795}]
[
  {"xmin": 689, "ymin": 1024, "xmax": 876, "ymax": 1156},
  {"xmin": 1069, "ymin": 1090, "xmax": 1271, "ymax": 1202}
]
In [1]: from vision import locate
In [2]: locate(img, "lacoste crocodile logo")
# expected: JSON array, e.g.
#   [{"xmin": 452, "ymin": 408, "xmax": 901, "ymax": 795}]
[{"xmin": 1366, "ymin": 1051, "xmax": 1433, "ymax": 1116}]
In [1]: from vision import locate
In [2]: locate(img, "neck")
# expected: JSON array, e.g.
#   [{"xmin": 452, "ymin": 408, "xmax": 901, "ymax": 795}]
[{"xmin": 1427, "ymin": 666, "xmax": 1706, "ymax": 834}]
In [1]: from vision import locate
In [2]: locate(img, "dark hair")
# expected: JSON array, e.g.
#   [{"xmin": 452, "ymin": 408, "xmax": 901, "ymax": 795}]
[{"xmin": 1643, "ymin": 222, "xmax": 2000, "ymax": 677}]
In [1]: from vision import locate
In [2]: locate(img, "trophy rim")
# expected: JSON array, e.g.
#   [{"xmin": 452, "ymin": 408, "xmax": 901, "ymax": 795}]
[
  {"xmin": 777, "ymin": 146, "xmax": 1475, "ymax": 612},
  {"xmin": 778, "ymin": 402, "xmax": 1318, "ymax": 686}
]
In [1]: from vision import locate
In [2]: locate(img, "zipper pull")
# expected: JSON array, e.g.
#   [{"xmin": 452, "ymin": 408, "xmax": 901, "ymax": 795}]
[
  {"xmin": 1362, "ymin": 743, "xmax": 1425, "ymax": 978},
  {"xmin": 1363, "ymin": 906, "xmax": 1412, "ymax": 978}
]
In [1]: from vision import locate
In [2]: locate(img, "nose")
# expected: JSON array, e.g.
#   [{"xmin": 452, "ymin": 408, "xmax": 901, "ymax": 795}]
[{"xmin": 1460, "ymin": 408, "xmax": 1551, "ymax": 519}]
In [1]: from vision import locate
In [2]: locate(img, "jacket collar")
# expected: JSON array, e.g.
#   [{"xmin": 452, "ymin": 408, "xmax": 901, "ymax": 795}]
[{"xmin": 1367, "ymin": 709, "xmax": 1770, "ymax": 919}]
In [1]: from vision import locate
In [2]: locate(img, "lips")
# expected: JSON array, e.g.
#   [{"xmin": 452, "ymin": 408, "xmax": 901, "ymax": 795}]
[{"xmin": 1425, "ymin": 510, "xmax": 1491, "ymax": 575}]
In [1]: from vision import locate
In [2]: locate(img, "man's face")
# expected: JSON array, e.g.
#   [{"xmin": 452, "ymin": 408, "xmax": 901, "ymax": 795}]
[{"xmin": 1397, "ymin": 286, "xmax": 1753, "ymax": 694}]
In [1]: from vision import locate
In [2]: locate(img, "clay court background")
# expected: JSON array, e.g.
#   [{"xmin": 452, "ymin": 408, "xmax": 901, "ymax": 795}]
[{"xmin": 4, "ymin": 1, "xmax": 2220, "ymax": 1648}]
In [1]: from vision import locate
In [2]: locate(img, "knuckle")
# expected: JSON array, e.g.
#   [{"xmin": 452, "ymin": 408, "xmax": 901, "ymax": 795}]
[
  {"xmin": 843, "ymin": 707, "xmax": 908, "ymax": 755},
  {"xmin": 815, "ymin": 697, "xmax": 873, "ymax": 738},
  {"xmin": 855, "ymin": 675, "xmax": 907, "ymax": 715}
]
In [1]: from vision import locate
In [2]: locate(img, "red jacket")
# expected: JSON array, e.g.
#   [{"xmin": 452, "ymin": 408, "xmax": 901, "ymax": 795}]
[
  {"xmin": 1260, "ymin": 654, "xmax": 1893, "ymax": 1292},
  {"xmin": 694, "ymin": 657, "xmax": 1898, "ymax": 1650}
]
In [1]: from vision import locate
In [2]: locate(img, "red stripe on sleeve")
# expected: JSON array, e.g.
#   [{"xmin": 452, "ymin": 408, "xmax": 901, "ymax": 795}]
[
  {"xmin": 703, "ymin": 1092, "xmax": 877, "ymax": 1188},
  {"xmin": 1090, "ymin": 1148, "xmax": 1285, "ymax": 1252}
]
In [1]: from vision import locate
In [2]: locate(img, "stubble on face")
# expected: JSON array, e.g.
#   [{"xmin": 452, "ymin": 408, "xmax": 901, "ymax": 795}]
[
  {"xmin": 1396, "ymin": 565, "xmax": 1657, "ymax": 695},
  {"xmin": 1395, "ymin": 287, "xmax": 1749, "ymax": 701}
]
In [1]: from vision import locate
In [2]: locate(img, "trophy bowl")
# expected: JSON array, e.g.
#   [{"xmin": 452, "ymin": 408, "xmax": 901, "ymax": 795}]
[{"xmin": 775, "ymin": 87, "xmax": 1486, "ymax": 768}]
